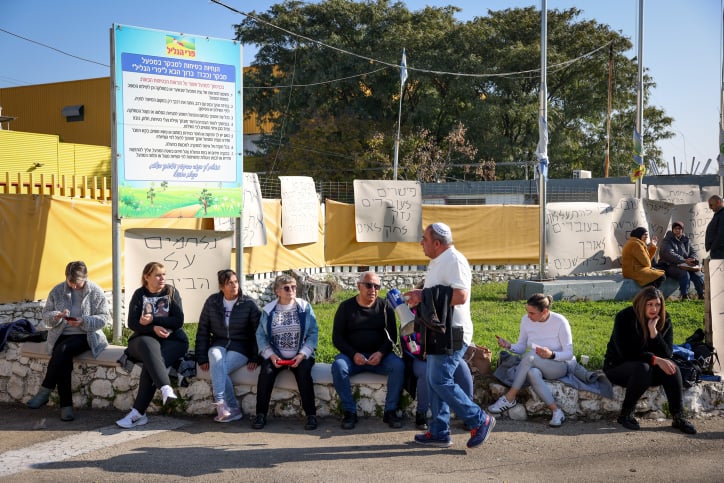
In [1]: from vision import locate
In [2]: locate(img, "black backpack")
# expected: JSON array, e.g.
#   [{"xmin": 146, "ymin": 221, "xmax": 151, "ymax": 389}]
[{"xmin": 685, "ymin": 329, "xmax": 720, "ymax": 376}]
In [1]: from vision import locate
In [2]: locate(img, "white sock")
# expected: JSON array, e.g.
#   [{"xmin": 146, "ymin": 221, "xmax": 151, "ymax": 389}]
[{"xmin": 161, "ymin": 385, "xmax": 177, "ymax": 403}]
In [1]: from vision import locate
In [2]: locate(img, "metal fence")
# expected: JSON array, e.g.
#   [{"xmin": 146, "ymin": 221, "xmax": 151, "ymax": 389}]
[{"xmin": 257, "ymin": 174, "xmax": 719, "ymax": 204}]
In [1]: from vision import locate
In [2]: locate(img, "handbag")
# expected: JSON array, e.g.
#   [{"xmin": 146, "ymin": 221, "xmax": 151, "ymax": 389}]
[{"xmin": 463, "ymin": 343, "xmax": 492, "ymax": 375}]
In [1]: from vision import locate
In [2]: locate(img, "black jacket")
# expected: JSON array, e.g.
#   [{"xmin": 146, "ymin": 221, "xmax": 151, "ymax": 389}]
[
  {"xmin": 414, "ymin": 285, "xmax": 457, "ymax": 355},
  {"xmin": 603, "ymin": 306, "xmax": 673, "ymax": 371},
  {"xmin": 195, "ymin": 292, "xmax": 261, "ymax": 365}
]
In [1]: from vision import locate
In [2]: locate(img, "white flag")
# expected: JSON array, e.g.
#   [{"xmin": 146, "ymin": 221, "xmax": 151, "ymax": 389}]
[{"xmin": 400, "ymin": 49, "xmax": 408, "ymax": 86}]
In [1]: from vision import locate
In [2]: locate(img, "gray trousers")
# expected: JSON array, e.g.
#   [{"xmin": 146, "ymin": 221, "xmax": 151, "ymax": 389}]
[{"xmin": 510, "ymin": 353, "xmax": 567, "ymax": 406}]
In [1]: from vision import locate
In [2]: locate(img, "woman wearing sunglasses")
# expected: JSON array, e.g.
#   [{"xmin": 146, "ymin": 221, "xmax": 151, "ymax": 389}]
[{"xmin": 253, "ymin": 274, "xmax": 319, "ymax": 431}]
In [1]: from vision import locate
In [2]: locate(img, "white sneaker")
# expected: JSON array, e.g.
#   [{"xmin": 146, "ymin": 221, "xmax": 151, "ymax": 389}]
[
  {"xmin": 219, "ymin": 407, "xmax": 243, "ymax": 423},
  {"xmin": 488, "ymin": 395, "xmax": 517, "ymax": 414},
  {"xmin": 214, "ymin": 401, "xmax": 231, "ymax": 422},
  {"xmin": 549, "ymin": 408, "xmax": 565, "ymax": 427},
  {"xmin": 161, "ymin": 385, "xmax": 177, "ymax": 405},
  {"xmin": 116, "ymin": 409, "xmax": 148, "ymax": 429}
]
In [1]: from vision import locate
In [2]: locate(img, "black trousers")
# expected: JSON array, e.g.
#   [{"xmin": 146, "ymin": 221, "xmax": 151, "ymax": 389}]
[
  {"xmin": 127, "ymin": 335, "xmax": 188, "ymax": 414},
  {"xmin": 605, "ymin": 360, "xmax": 684, "ymax": 415},
  {"xmin": 42, "ymin": 334, "xmax": 90, "ymax": 407},
  {"xmin": 255, "ymin": 357, "xmax": 316, "ymax": 416}
]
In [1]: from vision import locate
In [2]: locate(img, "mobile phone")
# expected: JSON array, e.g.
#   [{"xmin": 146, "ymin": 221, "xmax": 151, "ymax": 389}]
[
  {"xmin": 277, "ymin": 359, "xmax": 295, "ymax": 366},
  {"xmin": 65, "ymin": 317, "xmax": 80, "ymax": 322}
]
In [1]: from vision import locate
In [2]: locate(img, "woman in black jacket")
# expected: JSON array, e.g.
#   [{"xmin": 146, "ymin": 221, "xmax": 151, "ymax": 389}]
[
  {"xmin": 117, "ymin": 261, "xmax": 187, "ymax": 429},
  {"xmin": 604, "ymin": 286, "xmax": 696, "ymax": 434},
  {"xmin": 196, "ymin": 269, "xmax": 261, "ymax": 422}
]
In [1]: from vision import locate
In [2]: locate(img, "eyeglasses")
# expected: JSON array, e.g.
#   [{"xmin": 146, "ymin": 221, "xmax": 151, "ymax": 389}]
[
  {"xmin": 282, "ymin": 285, "xmax": 297, "ymax": 292},
  {"xmin": 361, "ymin": 282, "xmax": 381, "ymax": 290}
]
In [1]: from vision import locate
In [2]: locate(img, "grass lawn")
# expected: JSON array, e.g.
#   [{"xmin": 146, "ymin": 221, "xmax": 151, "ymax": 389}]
[{"xmin": 111, "ymin": 282, "xmax": 706, "ymax": 370}]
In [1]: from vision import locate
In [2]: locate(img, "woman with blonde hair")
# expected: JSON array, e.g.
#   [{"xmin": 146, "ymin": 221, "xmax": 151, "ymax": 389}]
[
  {"xmin": 604, "ymin": 286, "xmax": 696, "ymax": 434},
  {"xmin": 116, "ymin": 262, "xmax": 188, "ymax": 429}
]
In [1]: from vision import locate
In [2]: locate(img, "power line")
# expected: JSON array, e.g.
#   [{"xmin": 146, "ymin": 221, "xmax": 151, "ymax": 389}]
[
  {"xmin": 210, "ymin": 0, "xmax": 611, "ymax": 80},
  {"xmin": 0, "ymin": 27, "xmax": 109, "ymax": 68}
]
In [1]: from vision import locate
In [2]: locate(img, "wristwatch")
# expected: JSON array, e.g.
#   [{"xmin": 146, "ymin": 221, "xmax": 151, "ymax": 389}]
[{"xmin": 549, "ymin": 351, "xmax": 555, "ymax": 360}]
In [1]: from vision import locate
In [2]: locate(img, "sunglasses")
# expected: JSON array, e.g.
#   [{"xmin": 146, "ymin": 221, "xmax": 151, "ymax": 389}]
[
  {"xmin": 361, "ymin": 282, "xmax": 381, "ymax": 290},
  {"xmin": 281, "ymin": 285, "xmax": 297, "ymax": 292}
]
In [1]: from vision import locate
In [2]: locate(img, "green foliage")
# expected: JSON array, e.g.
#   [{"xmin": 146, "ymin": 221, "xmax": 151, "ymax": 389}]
[
  {"xmin": 110, "ymin": 282, "xmax": 705, "ymax": 371},
  {"xmin": 239, "ymin": 1, "xmax": 673, "ymax": 181}
]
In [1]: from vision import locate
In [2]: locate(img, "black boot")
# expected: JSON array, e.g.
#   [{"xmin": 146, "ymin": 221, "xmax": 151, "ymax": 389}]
[
  {"xmin": 617, "ymin": 409, "xmax": 640, "ymax": 430},
  {"xmin": 672, "ymin": 413, "xmax": 697, "ymax": 434}
]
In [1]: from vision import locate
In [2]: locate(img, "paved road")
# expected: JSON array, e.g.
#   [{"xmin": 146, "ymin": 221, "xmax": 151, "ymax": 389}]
[{"xmin": 1, "ymin": 404, "xmax": 722, "ymax": 482}]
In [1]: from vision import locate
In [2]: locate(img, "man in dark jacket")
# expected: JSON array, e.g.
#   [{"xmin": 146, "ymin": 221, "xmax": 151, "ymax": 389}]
[
  {"xmin": 706, "ymin": 195, "xmax": 724, "ymax": 259},
  {"xmin": 331, "ymin": 271, "xmax": 403, "ymax": 430},
  {"xmin": 657, "ymin": 221, "xmax": 704, "ymax": 299}
]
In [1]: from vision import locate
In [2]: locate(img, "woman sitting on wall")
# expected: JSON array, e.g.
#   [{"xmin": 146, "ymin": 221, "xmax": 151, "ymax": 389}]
[
  {"xmin": 487, "ymin": 293, "xmax": 572, "ymax": 427},
  {"xmin": 27, "ymin": 261, "xmax": 111, "ymax": 422},
  {"xmin": 253, "ymin": 274, "xmax": 318, "ymax": 431},
  {"xmin": 621, "ymin": 227, "xmax": 665, "ymax": 288},
  {"xmin": 196, "ymin": 269, "xmax": 261, "ymax": 423},
  {"xmin": 116, "ymin": 261, "xmax": 188, "ymax": 429},
  {"xmin": 604, "ymin": 286, "xmax": 696, "ymax": 434}
]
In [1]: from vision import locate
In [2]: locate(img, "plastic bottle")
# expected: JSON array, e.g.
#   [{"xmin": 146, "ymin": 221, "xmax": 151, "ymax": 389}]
[{"xmin": 386, "ymin": 288, "xmax": 415, "ymax": 328}]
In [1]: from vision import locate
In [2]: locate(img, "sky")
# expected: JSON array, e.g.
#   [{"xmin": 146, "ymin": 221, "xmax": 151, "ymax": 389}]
[{"xmin": 1, "ymin": 0, "xmax": 721, "ymax": 175}]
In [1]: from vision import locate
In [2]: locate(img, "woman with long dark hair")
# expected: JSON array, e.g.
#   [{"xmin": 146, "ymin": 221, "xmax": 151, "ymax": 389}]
[{"xmin": 604, "ymin": 286, "xmax": 696, "ymax": 434}]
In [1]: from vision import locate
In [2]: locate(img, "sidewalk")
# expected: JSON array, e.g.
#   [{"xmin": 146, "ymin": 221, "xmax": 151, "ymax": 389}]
[{"xmin": 1, "ymin": 403, "xmax": 722, "ymax": 482}]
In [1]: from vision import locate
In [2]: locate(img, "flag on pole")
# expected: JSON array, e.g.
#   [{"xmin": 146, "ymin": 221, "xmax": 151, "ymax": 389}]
[
  {"xmin": 400, "ymin": 49, "xmax": 408, "ymax": 86},
  {"xmin": 535, "ymin": 114, "xmax": 549, "ymax": 179}
]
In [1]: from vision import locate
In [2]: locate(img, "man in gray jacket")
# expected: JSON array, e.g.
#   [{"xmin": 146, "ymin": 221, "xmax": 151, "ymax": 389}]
[{"xmin": 657, "ymin": 221, "xmax": 704, "ymax": 299}]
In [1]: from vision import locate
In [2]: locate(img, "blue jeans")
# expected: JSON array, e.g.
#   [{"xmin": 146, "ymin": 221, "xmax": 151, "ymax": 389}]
[
  {"xmin": 332, "ymin": 352, "xmax": 405, "ymax": 413},
  {"xmin": 208, "ymin": 346, "xmax": 249, "ymax": 410},
  {"xmin": 413, "ymin": 356, "xmax": 473, "ymax": 413},
  {"xmin": 427, "ymin": 345, "xmax": 486, "ymax": 437}
]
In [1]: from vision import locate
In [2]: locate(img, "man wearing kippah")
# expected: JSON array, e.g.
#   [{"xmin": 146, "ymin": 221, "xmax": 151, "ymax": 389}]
[{"xmin": 404, "ymin": 223, "xmax": 495, "ymax": 449}]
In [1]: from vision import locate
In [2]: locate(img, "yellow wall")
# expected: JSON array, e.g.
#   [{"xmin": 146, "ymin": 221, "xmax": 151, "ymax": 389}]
[
  {"xmin": 0, "ymin": 130, "xmax": 112, "ymax": 179},
  {"xmin": 0, "ymin": 77, "xmax": 111, "ymax": 146}
]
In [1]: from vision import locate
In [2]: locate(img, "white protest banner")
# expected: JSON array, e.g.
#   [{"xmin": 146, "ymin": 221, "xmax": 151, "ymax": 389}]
[
  {"xmin": 213, "ymin": 172, "xmax": 267, "ymax": 247},
  {"xmin": 546, "ymin": 202, "xmax": 617, "ymax": 276},
  {"xmin": 124, "ymin": 228, "xmax": 233, "ymax": 324},
  {"xmin": 279, "ymin": 176, "xmax": 319, "ymax": 245},
  {"xmin": 353, "ymin": 180, "xmax": 422, "ymax": 242},
  {"xmin": 702, "ymin": 185, "xmax": 721, "ymax": 202},
  {"xmin": 708, "ymin": 259, "xmax": 724, "ymax": 372},
  {"xmin": 598, "ymin": 184, "xmax": 644, "ymax": 206},
  {"xmin": 647, "ymin": 185, "xmax": 701, "ymax": 204},
  {"xmin": 641, "ymin": 198, "xmax": 675, "ymax": 242},
  {"xmin": 609, "ymin": 197, "xmax": 649, "ymax": 265}
]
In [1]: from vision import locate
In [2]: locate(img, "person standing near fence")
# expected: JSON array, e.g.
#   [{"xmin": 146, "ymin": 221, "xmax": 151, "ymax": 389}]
[
  {"xmin": 705, "ymin": 195, "xmax": 724, "ymax": 259},
  {"xmin": 27, "ymin": 261, "xmax": 110, "ymax": 422},
  {"xmin": 404, "ymin": 222, "xmax": 495, "ymax": 449}
]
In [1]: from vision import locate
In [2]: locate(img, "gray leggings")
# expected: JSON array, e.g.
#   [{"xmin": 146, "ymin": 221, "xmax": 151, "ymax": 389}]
[{"xmin": 511, "ymin": 353, "xmax": 567, "ymax": 406}]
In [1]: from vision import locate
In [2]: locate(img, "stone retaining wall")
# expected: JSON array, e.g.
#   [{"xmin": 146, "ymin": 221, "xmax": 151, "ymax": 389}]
[
  {"xmin": 2, "ymin": 269, "xmax": 722, "ymax": 422},
  {"xmin": 2, "ymin": 340, "xmax": 723, "ymax": 423}
]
